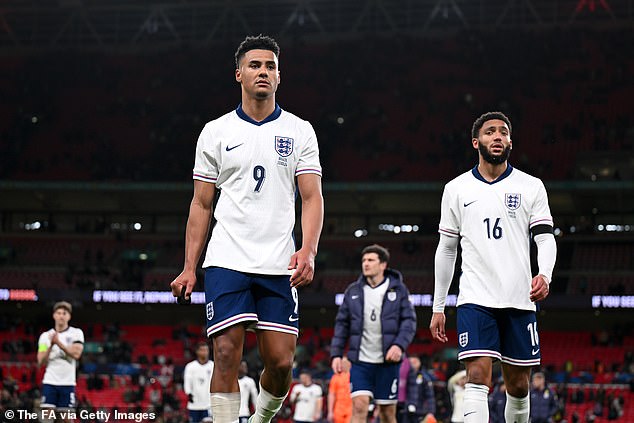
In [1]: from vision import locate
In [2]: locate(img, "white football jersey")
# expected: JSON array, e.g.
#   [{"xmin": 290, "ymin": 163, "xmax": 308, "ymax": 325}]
[
  {"xmin": 290, "ymin": 383, "xmax": 323, "ymax": 422},
  {"xmin": 438, "ymin": 165, "xmax": 553, "ymax": 311},
  {"xmin": 38, "ymin": 326, "xmax": 84, "ymax": 386},
  {"xmin": 183, "ymin": 359, "xmax": 214, "ymax": 411},
  {"xmin": 238, "ymin": 375, "xmax": 258, "ymax": 417},
  {"xmin": 193, "ymin": 104, "xmax": 322, "ymax": 275}
]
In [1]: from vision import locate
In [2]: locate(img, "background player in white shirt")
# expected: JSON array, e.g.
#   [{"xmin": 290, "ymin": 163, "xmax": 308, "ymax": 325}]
[
  {"xmin": 289, "ymin": 370, "xmax": 323, "ymax": 423},
  {"xmin": 37, "ymin": 301, "xmax": 84, "ymax": 418},
  {"xmin": 238, "ymin": 360, "xmax": 258, "ymax": 423},
  {"xmin": 183, "ymin": 342, "xmax": 214, "ymax": 423},
  {"xmin": 170, "ymin": 34, "xmax": 324, "ymax": 423},
  {"xmin": 429, "ymin": 112, "xmax": 557, "ymax": 423}
]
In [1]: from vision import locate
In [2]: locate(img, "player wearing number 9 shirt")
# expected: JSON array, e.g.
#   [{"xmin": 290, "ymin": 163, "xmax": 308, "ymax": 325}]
[
  {"xmin": 429, "ymin": 112, "xmax": 557, "ymax": 423},
  {"xmin": 170, "ymin": 35, "xmax": 323, "ymax": 423}
]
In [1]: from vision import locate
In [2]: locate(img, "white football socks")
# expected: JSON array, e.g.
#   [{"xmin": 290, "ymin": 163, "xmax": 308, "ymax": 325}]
[
  {"xmin": 463, "ymin": 383, "xmax": 490, "ymax": 422},
  {"xmin": 250, "ymin": 383, "xmax": 288, "ymax": 423},
  {"xmin": 210, "ymin": 392, "xmax": 241, "ymax": 423},
  {"xmin": 505, "ymin": 392, "xmax": 530, "ymax": 423}
]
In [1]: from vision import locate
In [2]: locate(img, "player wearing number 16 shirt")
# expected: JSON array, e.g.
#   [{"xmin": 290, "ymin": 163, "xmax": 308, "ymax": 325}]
[
  {"xmin": 170, "ymin": 35, "xmax": 324, "ymax": 423},
  {"xmin": 429, "ymin": 112, "xmax": 557, "ymax": 423}
]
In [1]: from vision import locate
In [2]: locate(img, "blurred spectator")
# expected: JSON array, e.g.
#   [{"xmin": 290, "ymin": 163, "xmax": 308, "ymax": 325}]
[
  {"xmin": 404, "ymin": 355, "xmax": 436, "ymax": 423},
  {"xmin": 397, "ymin": 353, "xmax": 411, "ymax": 423},
  {"xmin": 488, "ymin": 380, "xmax": 506, "ymax": 423},
  {"xmin": 529, "ymin": 372, "xmax": 558, "ymax": 423},
  {"xmin": 447, "ymin": 370, "xmax": 467, "ymax": 423}
]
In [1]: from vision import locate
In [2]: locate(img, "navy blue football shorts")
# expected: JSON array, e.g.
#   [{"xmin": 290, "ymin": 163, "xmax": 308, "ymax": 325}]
[
  {"xmin": 350, "ymin": 361, "xmax": 400, "ymax": 404},
  {"xmin": 204, "ymin": 267, "xmax": 299, "ymax": 337},
  {"xmin": 457, "ymin": 303, "xmax": 541, "ymax": 366},
  {"xmin": 41, "ymin": 384, "xmax": 76, "ymax": 409}
]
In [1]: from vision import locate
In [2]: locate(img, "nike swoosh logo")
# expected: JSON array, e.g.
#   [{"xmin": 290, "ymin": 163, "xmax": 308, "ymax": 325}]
[
  {"xmin": 351, "ymin": 295, "xmax": 359, "ymax": 299},
  {"xmin": 288, "ymin": 315, "xmax": 299, "ymax": 322},
  {"xmin": 388, "ymin": 394, "xmax": 397, "ymax": 399},
  {"xmin": 225, "ymin": 143, "xmax": 244, "ymax": 151},
  {"xmin": 464, "ymin": 411, "xmax": 476, "ymax": 417},
  {"xmin": 532, "ymin": 348, "xmax": 540, "ymax": 355},
  {"xmin": 463, "ymin": 200, "xmax": 477, "ymax": 207}
]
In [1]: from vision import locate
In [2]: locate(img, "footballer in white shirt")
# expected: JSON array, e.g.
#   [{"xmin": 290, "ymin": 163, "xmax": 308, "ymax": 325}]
[
  {"xmin": 430, "ymin": 112, "xmax": 556, "ymax": 423},
  {"xmin": 170, "ymin": 35, "xmax": 324, "ymax": 423},
  {"xmin": 37, "ymin": 301, "xmax": 84, "ymax": 412},
  {"xmin": 289, "ymin": 370, "xmax": 323, "ymax": 423},
  {"xmin": 183, "ymin": 342, "xmax": 214, "ymax": 422}
]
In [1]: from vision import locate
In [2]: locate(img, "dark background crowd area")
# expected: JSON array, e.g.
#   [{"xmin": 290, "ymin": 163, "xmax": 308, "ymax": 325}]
[
  {"xmin": 1, "ymin": 313, "xmax": 633, "ymax": 422},
  {"xmin": 1, "ymin": 29, "xmax": 633, "ymax": 184}
]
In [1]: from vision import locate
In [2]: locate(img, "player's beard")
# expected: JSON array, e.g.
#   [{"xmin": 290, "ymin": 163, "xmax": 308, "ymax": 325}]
[{"xmin": 479, "ymin": 143, "xmax": 511, "ymax": 165}]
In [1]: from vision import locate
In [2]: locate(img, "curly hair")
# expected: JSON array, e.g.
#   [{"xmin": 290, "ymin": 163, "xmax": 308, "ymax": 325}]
[
  {"xmin": 234, "ymin": 34, "xmax": 280, "ymax": 68},
  {"xmin": 471, "ymin": 111, "xmax": 512, "ymax": 138}
]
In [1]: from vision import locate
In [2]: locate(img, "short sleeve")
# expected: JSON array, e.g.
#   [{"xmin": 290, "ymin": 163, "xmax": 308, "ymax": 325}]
[
  {"xmin": 193, "ymin": 124, "xmax": 219, "ymax": 183},
  {"xmin": 529, "ymin": 180, "xmax": 553, "ymax": 229},
  {"xmin": 38, "ymin": 331, "xmax": 51, "ymax": 352},
  {"xmin": 75, "ymin": 329, "xmax": 85, "ymax": 344},
  {"xmin": 438, "ymin": 185, "xmax": 460, "ymax": 238},
  {"xmin": 295, "ymin": 122, "xmax": 322, "ymax": 177}
]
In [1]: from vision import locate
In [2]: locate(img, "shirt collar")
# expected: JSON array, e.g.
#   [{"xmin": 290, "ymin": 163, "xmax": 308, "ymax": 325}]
[
  {"xmin": 235, "ymin": 103, "xmax": 282, "ymax": 126},
  {"xmin": 471, "ymin": 163, "xmax": 513, "ymax": 185}
]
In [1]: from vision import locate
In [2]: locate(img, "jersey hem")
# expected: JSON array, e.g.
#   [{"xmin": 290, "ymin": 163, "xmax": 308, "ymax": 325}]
[
  {"xmin": 193, "ymin": 174, "xmax": 217, "ymax": 183},
  {"xmin": 438, "ymin": 228, "xmax": 459, "ymax": 237},
  {"xmin": 457, "ymin": 301, "xmax": 536, "ymax": 311},
  {"xmin": 295, "ymin": 169, "xmax": 322, "ymax": 176},
  {"xmin": 202, "ymin": 263, "xmax": 294, "ymax": 276}
]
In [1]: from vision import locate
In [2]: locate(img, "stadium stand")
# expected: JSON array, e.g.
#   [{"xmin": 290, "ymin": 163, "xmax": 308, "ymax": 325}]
[{"xmin": 1, "ymin": 31, "xmax": 633, "ymax": 183}]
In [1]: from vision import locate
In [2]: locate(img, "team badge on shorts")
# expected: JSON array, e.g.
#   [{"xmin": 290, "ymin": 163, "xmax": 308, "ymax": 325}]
[
  {"xmin": 459, "ymin": 331, "xmax": 469, "ymax": 347},
  {"xmin": 206, "ymin": 302, "xmax": 214, "ymax": 320},
  {"xmin": 275, "ymin": 136, "xmax": 294, "ymax": 157},
  {"xmin": 505, "ymin": 193, "xmax": 521, "ymax": 210}
]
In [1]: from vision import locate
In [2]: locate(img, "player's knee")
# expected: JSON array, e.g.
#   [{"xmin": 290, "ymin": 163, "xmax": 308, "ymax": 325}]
[
  {"xmin": 352, "ymin": 397, "xmax": 368, "ymax": 416},
  {"xmin": 466, "ymin": 367, "xmax": 491, "ymax": 387},
  {"xmin": 262, "ymin": 352, "xmax": 293, "ymax": 380},
  {"xmin": 505, "ymin": 377, "xmax": 529, "ymax": 397},
  {"xmin": 378, "ymin": 404, "xmax": 395, "ymax": 420},
  {"xmin": 213, "ymin": 343, "xmax": 241, "ymax": 373}
]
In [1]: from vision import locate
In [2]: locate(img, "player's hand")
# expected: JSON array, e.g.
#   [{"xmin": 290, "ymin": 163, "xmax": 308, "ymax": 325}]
[
  {"xmin": 50, "ymin": 332, "xmax": 59, "ymax": 346},
  {"xmin": 288, "ymin": 248, "xmax": 315, "ymax": 288},
  {"xmin": 170, "ymin": 269, "xmax": 197, "ymax": 304},
  {"xmin": 429, "ymin": 312, "xmax": 448, "ymax": 343},
  {"xmin": 385, "ymin": 345, "xmax": 403, "ymax": 363},
  {"xmin": 530, "ymin": 274, "xmax": 550, "ymax": 302},
  {"xmin": 327, "ymin": 412, "xmax": 334, "ymax": 422},
  {"xmin": 331, "ymin": 357, "xmax": 343, "ymax": 374}
]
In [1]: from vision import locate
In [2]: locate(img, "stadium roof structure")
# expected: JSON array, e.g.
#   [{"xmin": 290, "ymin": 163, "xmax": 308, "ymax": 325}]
[{"xmin": 0, "ymin": 0, "xmax": 632, "ymax": 52}]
